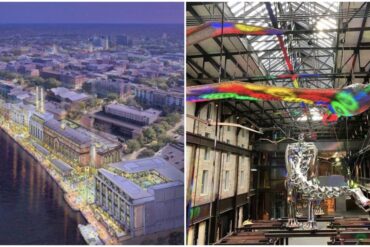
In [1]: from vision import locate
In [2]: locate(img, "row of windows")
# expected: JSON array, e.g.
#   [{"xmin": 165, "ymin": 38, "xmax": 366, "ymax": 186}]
[
  {"xmin": 29, "ymin": 124, "xmax": 43, "ymax": 139},
  {"xmin": 45, "ymin": 128, "xmax": 84, "ymax": 151},
  {"xmin": 102, "ymin": 151, "xmax": 121, "ymax": 165},
  {"xmin": 106, "ymin": 108, "xmax": 148, "ymax": 123},
  {"xmin": 97, "ymin": 182, "xmax": 132, "ymax": 213},
  {"xmin": 204, "ymin": 148, "xmax": 231, "ymax": 162},
  {"xmin": 44, "ymin": 134, "xmax": 80, "ymax": 161},
  {"xmin": 203, "ymin": 131, "xmax": 248, "ymax": 146},
  {"xmin": 97, "ymin": 193, "xmax": 131, "ymax": 227},
  {"xmin": 200, "ymin": 168, "xmax": 248, "ymax": 195},
  {"xmin": 97, "ymin": 175, "xmax": 134, "ymax": 202},
  {"xmin": 96, "ymin": 183, "xmax": 132, "ymax": 227}
]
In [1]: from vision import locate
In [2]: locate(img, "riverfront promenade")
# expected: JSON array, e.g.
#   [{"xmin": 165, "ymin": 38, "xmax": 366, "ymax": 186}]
[{"xmin": 0, "ymin": 117, "xmax": 120, "ymax": 245}]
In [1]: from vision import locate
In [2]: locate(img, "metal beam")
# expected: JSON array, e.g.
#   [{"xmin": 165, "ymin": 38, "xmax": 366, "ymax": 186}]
[
  {"xmin": 254, "ymin": 140, "xmax": 364, "ymax": 152},
  {"xmin": 187, "ymin": 72, "xmax": 370, "ymax": 83},
  {"xmin": 188, "ymin": 46, "xmax": 370, "ymax": 59}
]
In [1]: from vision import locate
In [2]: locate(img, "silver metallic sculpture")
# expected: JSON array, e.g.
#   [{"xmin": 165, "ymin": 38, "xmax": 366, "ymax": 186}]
[{"xmin": 285, "ymin": 134, "xmax": 370, "ymax": 229}]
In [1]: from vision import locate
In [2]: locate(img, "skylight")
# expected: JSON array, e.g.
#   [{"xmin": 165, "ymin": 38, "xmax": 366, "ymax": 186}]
[{"xmin": 297, "ymin": 108, "xmax": 323, "ymax": 122}]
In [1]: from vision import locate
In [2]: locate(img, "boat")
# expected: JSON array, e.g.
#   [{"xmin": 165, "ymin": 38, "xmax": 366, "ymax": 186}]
[{"xmin": 78, "ymin": 224, "xmax": 104, "ymax": 245}]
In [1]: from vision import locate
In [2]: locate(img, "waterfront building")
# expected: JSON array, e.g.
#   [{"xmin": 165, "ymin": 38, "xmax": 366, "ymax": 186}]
[
  {"xmin": 43, "ymin": 119, "xmax": 91, "ymax": 166},
  {"xmin": 95, "ymin": 156, "xmax": 184, "ymax": 237},
  {"xmin": 0, "ymin": 100, "xmax": 10, "ymax": 121},
  {"xmin": 10, "ymin": 103, "xmax": 36, "ymax": 128},
  {"xmin": 29, "ymin": 87, "xmax": 54, "ymax": 141},
  {"xmin": 133, "ymin": 84, "xmax": 183, "ymax": 112},
  {"xmin": 43, "ymin": 119, "xmax": 121, "ymax": 167},
  {"xmin": 29, "ymin": 111, "xmax": 54, "ymax": 141},
  {"xmin": 92, "ymin": 104, "xmax": 161, "ymax": 139}
]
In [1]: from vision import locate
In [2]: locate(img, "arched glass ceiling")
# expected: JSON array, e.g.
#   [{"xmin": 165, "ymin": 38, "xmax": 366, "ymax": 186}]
[{"xmin": 227, "ymin": 2, "xmax": 340, "ymax": 85}]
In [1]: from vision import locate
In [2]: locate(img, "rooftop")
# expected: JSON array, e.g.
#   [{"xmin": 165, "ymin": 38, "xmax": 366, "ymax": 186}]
[
  {"xmin": 105, "ymin": 103, "xmax": 161, "ymax": 118},
  {"xmin": 50, "ymin": 87, "xmax": 90, "ymax": 102},
  {"xmin": 44, "ymin": 119, "xmax": 91, "ymax": 146},
  {"xmin": 156, "ymin": 142, "xmax": 184, "ymax": 171},
  {"xmin": 110, "ymin": 156, "xmax": 184, "ymax": 183},
  {"xmin": 98, "ymin": 169, "xmax": 154, "ymax": 204}
]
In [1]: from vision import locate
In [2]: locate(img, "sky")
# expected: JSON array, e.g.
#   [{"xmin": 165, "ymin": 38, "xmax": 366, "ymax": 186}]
[{"xmin": 0, "ymin": 2, "xmax": 184, "ymax": 24}]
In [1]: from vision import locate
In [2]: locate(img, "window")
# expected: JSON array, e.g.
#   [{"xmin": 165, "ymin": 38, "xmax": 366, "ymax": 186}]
[
  {"xmin": 205, "ymin": 132, "xmax": 210, "ymax": 138},
  {"xmin": 226, "ymin": 152, "xmax": 230, "ymax": 162},
  {"xmin": 206, "ymin": 104, "xmax": 212, "ymax": 119},
  {"xmin": 241, "ymin": 130, "xmax": 245, "ymax": 137},
  {"xmin": 226, "ymin": 139, "xmax": 230, "ymax": 144},
  {"xmin": 227, "ymin": 125, "xmax": 231, "ymax": 131},
  {"xmin": 224, "ymin": 170, "xmax": 230, "ymax": 191},
  {"xmin": 239, "ymin": 170, "xmax": 244, "ymax": 186},
  {"xmin": 204, "ymin": 147, "xmax": 211, "ymax": 160},
  {"xmin": 201, "ymin": 170, "xmax": 209, "ymax": 194}
]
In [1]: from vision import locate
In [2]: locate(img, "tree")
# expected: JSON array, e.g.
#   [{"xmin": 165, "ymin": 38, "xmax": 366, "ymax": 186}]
[
  {"xmin": 153, "ymin": 124, "xmax": 166, "ymax": 135},
  {"xmin": 148, "ymin": 142, "xmax": 162, "ymax": 152},
  {"xmin": 164, "ymin": 61, "xmax": 170, "ymax": 67},
  {"xmin": 0, "ymin": 71, "xmax": 18, "ymax": 80},
  {"xmin": 28, "ymin": 76, "xmax": 45, "ymax": 87},
  {"xmin": 142, "ymin": 127, "xmax": 157, "ymax": 143},
  {"xmin": 159, "ymin": 121, "xmax": 171, "ymax": 131},
  {"xmin": 107, "ymin": 93, "xmax": 119, "ymax": 102},
  {"xmin": 17, "ymin": 77, "xmax": 25, "ymax": 86},
  {"xmin": 67, "ymin": 110, "xmax": 82, "ymax": 120},
  {"xmin": 82, "ymin": 82, "xmax": 92, "ymax": 93},
  {"xmin": 158, "ymin": 82, "xmax": 168, "ymax": 91},
  {"xmin": 125, "ymin": 139, "xmax": 141, "ymax": 153},
  {"xmin": 45, "ymin": 78, "xmax": 61, "ymax": 89},
  {"xmin": 123, "ymin": 96, "xmax": 141, "ymax": 108},
  {"xmin": 137, "ymin": 148, "xmax": 155, "ymax": 159},
  {"xmin": 77, "ymin": 101, "xmax": 86, "ymax": 111},
  {"xmin": 157, "ymin": 134, "xmax": 174, "ymax": 144},
  {"xmin": 165, "ymin": 112, "xmax": 181, "ymax": 125}
]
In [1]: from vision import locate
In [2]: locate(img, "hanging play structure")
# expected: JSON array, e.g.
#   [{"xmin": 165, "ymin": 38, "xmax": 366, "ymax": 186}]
[
  {"xmin": 187, "ymin": 81, "xmax": 370, "ymax": 118},
  {"xmin": 187, "ymin": 21, "xmax": 284, "ymax": 46},
  {"xmin": 187, "ymin": 20, "xmax": 370, "ymax": 121}
]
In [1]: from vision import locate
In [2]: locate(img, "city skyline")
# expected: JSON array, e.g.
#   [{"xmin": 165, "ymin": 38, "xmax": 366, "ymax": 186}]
[{"xmin": 0, "ymin": 2, "xmax": 184, "ymax": 24}]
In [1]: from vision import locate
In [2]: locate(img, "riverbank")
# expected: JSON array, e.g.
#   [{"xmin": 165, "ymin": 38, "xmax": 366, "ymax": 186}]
[{"xmin": 0, "ymin": 125, "xmax": 117, "ymax": 245}]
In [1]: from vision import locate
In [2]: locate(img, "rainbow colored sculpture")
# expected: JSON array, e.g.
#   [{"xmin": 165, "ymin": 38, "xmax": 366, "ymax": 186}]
[
  {"xmin": 187, "ymin": 82, "xmax": 370, "ymax": 117},
  {"xmin": 187, "ymin": 21, "xmax": 283, "ymax": 46}
]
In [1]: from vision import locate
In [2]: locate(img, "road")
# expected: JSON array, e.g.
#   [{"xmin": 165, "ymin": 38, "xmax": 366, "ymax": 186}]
[{"xmin": 166, "ymin": 115, "xmax": 184, "ymax": 138}]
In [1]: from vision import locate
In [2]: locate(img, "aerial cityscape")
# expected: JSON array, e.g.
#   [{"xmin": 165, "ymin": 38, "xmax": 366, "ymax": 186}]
[{"xmin": 0, "ymin": 2, "xmax": 184, "ymax": 245}]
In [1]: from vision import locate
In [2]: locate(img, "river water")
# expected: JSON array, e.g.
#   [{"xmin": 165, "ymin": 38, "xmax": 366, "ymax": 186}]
[{"xmin": 0, "ymin": 129, "xmax": 86, "ymax": 244}]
